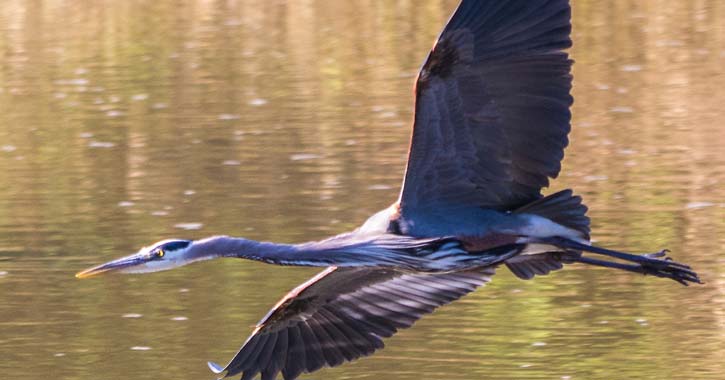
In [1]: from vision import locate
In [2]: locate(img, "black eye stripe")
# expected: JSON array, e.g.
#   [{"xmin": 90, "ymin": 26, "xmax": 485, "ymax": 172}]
[{"xmin": 159, "ymin": 240, "xmax": 191, "ymax": 252}]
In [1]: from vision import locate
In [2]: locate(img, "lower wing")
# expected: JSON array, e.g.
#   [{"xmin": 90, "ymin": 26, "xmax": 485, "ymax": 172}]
[{"xmin": 209, "ymin": 265, "xmax": 497, "ymax": 380}]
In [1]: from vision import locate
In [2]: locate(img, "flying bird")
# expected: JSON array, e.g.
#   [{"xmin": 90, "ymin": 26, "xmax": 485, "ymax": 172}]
[{"xmin": 76, "ymin": 1, "xmax": 701, "ymax": 379}]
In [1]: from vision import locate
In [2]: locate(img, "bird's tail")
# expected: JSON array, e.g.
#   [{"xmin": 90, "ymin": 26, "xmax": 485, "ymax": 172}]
[
  {"xmin": 504, "ymin": 189, "xmax": 589, "ymax": 279},
  {"xmin": 514, "ymin": 189, "xmax": 590, "ymax": 239},
  {"xmin": 505, "ymin": 190, "xmax": 700, "ymax": 286}
]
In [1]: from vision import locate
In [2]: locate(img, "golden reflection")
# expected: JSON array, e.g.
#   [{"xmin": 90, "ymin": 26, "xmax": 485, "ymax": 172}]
[{"xmin": 0, "ymin": 1, "xmax": 723, "ymax": 379}]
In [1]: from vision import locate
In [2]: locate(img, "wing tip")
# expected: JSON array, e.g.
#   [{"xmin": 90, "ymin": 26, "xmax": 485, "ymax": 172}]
[{"xmin": 208, "ymin": 361, "xmax": 226, "ymax": 375}]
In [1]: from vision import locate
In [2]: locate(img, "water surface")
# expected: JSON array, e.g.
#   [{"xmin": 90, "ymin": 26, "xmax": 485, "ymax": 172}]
[{"xmin": 1, "ymin": 1, "xmax": 724, "ymax": 379}]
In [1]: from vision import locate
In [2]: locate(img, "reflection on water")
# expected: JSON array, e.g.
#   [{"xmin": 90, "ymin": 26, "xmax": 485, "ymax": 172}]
[{"xmin": 0, "ymin": 1, "xmax": 723, "ymax": 379}]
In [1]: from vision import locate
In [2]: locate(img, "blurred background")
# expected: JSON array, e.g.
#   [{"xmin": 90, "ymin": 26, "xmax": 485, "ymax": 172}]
[{"xmin": 0, "ymin": 0, "xmax": 723, "ymax": 379}]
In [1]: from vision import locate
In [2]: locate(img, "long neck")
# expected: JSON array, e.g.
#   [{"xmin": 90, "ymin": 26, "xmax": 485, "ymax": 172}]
[
  {"xmin": 188, "ymin": 236, "xmax": 302, "ymax": 266},
  {"xmin": 187, "ymin": 234, "xmax": 453, "ymax": 269}
]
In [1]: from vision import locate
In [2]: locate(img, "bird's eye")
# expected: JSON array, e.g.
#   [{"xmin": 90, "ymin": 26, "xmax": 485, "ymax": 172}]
[{"xmin": 157, "ymin": 249, "xmax": 165, "ymax": 258}]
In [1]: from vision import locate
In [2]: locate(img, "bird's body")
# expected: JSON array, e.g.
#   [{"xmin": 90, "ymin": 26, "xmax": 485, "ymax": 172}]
[{"xmin": 76, "ymin": 1, "xmax": 701, "ymax": 380}]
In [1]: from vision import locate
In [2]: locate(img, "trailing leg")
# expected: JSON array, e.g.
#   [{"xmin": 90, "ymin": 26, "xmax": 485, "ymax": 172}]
[
  {"xmin": 570, "ymin": 255, "xmax": 701, "ymax": 286},
  {"xmin": 538, "ymin": 236, "xmax": 701, "ymax": 285}
]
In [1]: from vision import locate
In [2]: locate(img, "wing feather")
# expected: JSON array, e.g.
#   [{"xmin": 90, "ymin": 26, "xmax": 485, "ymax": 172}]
[
  {"xmin": 399, "ymin": 0, "xmax": 573, "ymax": 217},
  {"xmin": 210, "ymin": 266, "xmax": 495, "ymax": 380}
]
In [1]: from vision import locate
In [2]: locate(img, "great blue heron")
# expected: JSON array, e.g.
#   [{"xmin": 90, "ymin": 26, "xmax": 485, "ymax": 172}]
[{"xmin": 76, "ymin": 1, "xmax": 701, "ymax": 379}]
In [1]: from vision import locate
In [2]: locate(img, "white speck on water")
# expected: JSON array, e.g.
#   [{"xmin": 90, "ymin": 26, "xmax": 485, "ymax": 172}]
[
  {"xmin": 610, "ymin": 106, "xmax": 634, "ymax": 113},
  {"xmin": 618, "ymin": 149, "xmax": 637, "ymax": 155},
  {"xmin": 583, "ymin": 175, "xmax": 608, "ymax": 182},
  {"xmin": 54, "ymin": 352, "xmax": 66, "ymax": 357},
  {"xmin": 594, "ymin": 83, "xmax": 610, "ymax": 91},
  {"xmin": 290, "ymin": 153, "xmax": 320, "ymax": 161},
  {"xmin": 385, "ymin": 120, "xmax": 406, "ymax": 127},
  {"xmin": 79, "ymin": 132, "xmax": 93, "ymax": 138},
  {"xmin": 378, "ymin": 111, "xmax": 398, "ymax": 118},
  {"xmin": 562, "ymin": 376, "xmax": 572, "ymax": 380},
  {"xmin": 183, "ymin": 190, "xmax": 196, "ymax": 196},
  {"xmin": 345, "ymin": 139, "xmax": 357, "ymax": 146},
  {"xmin": 218, "ymin": 113, "xmax": 240, "ymax": 120},
  {"xmin": 54, "ymin": 78, "xmax": 89, "ymax": 86},
  {"xmin": 248, "ymin": 98, "xmax": 267, "ymax": 106},
  {"xmin": 599, "ymin": 320, "xmax": 609, "ymax": 324},
  {"xmin": 367, "ymin": 184, "xmax": 392, "ymax": 191},
  {"xmin": 175, "ymin": 223, "xmax": 203, "ymax": 230},
  {"xmin": 171, "ymin": 316, "xmax": 188, "ymax": 321},
  {"xmin": 106, "ymin": 110, "xmax": 124, "ymax": 118},
  {"xmin": 130, "ymin": 346, "xmax": 151, "ymax": 351},
  {"xmin": 655, "ymin": 39, "xmax": 684, "ymax": 47},
  {"xmin": 117, "ymin": 201, "xmax": 135, "ymax": 207},
  {"xmin": 179, "ymin": 288, "xmax": 190, "ymax": 293},
  {"xmin": 1, "ymin": 145, "xmax": 17, "ymax": 152},
  {"xmin": 686, "ymin": 202, "xmax": 714, "ymax": 210},
  {"xmin": 152, "ymin": 102, "xmax": 168, "ymax": 109},
  {"xmin": 222, "ymin": 160, "xmax": 241, "ymax": 166},
  {"xmin": 109, "ymin": 95, "xmax": 121, "ymax": 103},
  {"xmin": 531, "ymin": 342, "xmax": 547, "ymax": 347},
  {"xmin": 620, "ymin": 64, "xmax": 643, "ymax": 72},
  {"xmin": 131, "ymin": 93, "xmax": 149, "ymax": 101},
  {"xmin": 122, "ymin": 313, "xmax": 143, "ymax": 318},
  {"xmin": 0, "ymin": 271, "xmax": 8, "ymax": 276},
  {"xmin": 519, "ymin": 364, "xmax": 532, "ymax": 368},
  {"xmin": 88, "ymin": 141, "xmax": 115, "ymax": 148},
  {"xmin": 151, "ymin": 210, "xmax": 169, "ymax": 216},
  {"xmin": 54, "ymin": 92, "xmax": 67, "ymax": 99}
]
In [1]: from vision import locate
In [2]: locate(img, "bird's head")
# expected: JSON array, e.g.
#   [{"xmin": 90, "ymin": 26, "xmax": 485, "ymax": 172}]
[{"xmin": 75, "ymin": 239, "xmax": 195, "ymax": 279}]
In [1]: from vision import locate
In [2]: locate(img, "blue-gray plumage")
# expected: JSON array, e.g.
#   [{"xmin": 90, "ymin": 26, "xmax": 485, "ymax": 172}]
[{"xmin": 76, "ymin": 1, "xmax": 701, "ymax": 380}]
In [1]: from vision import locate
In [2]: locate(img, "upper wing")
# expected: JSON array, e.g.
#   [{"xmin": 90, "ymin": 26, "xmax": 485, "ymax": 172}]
[
  {"xmin": 208, "ymin": 265, "xmax": 496, "ymax": 380},
  {"xmin": 399, "ymin": 0, "xmax": 573, "ymax": 214}
]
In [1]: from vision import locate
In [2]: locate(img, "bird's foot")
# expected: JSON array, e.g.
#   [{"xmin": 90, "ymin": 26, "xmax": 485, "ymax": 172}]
[
  {"xmin": 643, "ymin": 249, "xmax": 668, "ymax": 259},
  {"xmin": 637, "ymin": 250, "xmax": 702, "ymax": 286}
]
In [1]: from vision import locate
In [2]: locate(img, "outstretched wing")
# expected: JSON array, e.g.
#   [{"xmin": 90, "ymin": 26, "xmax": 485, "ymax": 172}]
[
  {"xmin": 209, "ymin": 266, "xmax": 496, "ymax": 380},
  {"xmin": 399, "ymin": 0, "xmax": 573, "ymax": 215}
]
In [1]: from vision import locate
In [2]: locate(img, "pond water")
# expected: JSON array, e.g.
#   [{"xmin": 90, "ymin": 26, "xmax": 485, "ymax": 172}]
[{"xmin": 1, "ymin": 1, "xmax": 724, "ymax": 379}]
